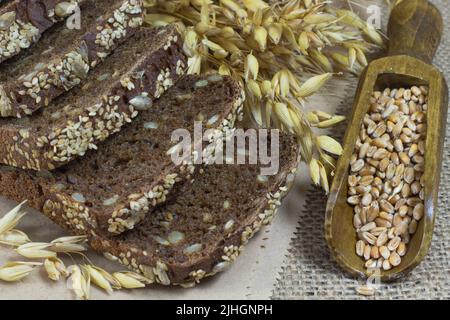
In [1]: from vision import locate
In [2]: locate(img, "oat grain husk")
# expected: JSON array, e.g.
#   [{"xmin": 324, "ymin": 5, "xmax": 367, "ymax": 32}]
[{"xmin": 144, "ymin": 0, "xmax": 383, "ymax": 191}]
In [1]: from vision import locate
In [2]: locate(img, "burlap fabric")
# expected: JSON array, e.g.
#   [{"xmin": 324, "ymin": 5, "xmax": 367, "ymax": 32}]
[{"xmin": 272, "ymin": 0, "xmax": 450, "ymax": 300}]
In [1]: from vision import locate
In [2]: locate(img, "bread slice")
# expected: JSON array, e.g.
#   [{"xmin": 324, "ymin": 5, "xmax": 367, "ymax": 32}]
[
  {"xmin": 0, "ymin": 26, "xmax": 186, "ymax": 171},
  {"xmin": 94, "ymin": 133, "xmax": 299, "ymax": 286},
  {"xmin": 0, "ymin": 0, "xmax": 143, "ymax": 118},
  {"xmin": 0, "ymin": 0, "xmax": 82, "ymax": 64},
  {"xmin": 0, "ymin": 75, "xmax": 245, "ymax": 236},
  {"xmin": 0, "ymin": 132, "xmax": 300, "ymax": 286}
]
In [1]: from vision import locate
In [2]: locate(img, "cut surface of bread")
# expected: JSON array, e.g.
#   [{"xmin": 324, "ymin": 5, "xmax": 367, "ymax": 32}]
[
  {"xmin": 0, "ymin": 26, "xmax": 186, "ymax": 171},
  {"xmin": 0, "ymin": 0, "xmax": 82, "ymax": 64},
  {"xmin": 0, "ymin": 0, "xmax": 143, "ymax": 118},
  {"xmin": 0, "ymin": 75, "xmax": 244, "ymax": 236},
  {"xmin": 0, "ymin": 132, "xmax": 300, "ymax": 286},
  {"xmin": 93, "ymin": 133, "xmax": 300, "ymax": 286}
]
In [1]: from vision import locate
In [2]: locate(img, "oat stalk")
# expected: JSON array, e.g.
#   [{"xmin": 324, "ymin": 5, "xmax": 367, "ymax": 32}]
[
  {"xmin": 0, "ymin": 261, "xmax": 42, "ymax": 282},
  {"xmin": 0, "ymin": 201, "xmax": 27, "ymax": 236},
  {"xmin": 0, "ymin": 204, "xmax": 152, "ymax": 298},
  {"xmin": 144, "ymin": 0, "xmax": 383, "ymax": 192},
  {"xmin": 44, "ymin": 257, "xmax": 68, "ymax": 281},
  {"xmin": 0, "ymin": 229, "xmax": 31, "ymax": 246}
]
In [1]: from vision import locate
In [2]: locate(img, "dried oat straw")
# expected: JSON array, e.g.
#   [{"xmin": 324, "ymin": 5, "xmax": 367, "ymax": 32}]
[
  {"xmin": 145, "ymin": 0, "xmax": 383, "ymax": 191},
  {"xmin": 0, "ymin": 204, "xmax": 129, "ymax": 298},
  {"xmin": 347, "ymin": 85, "xmax": 428, "ymax": 279}
]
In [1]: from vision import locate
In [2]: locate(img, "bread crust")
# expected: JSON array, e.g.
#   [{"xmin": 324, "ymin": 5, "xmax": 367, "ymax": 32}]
[
  {"xmin": 0, "ymin": 135, "xmax": 300, "ymax": 286},
  {"xmin": 0, "ymin": 0, "xmax": 78, "ymax": 64},
  {"xmin": 0, "ymin": 26, "xmax": 186, "ymax": 171},
  {"xmin": 0, "ymin": 0, "xmax": 144, "ymax": 118},
  {"xmin": 0, "ymin": 75, "xmax": 245, "ymax": 236},
  {"xmin": 91, "ymin": 145, "xmax": 300, "ymax": 286}
]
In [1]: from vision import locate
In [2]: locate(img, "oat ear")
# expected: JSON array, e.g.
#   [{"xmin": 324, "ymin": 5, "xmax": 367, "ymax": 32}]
[
  {"xmin": 146, "ymin": 0, "xmax": 382, "ymax": 191},
  {"xmin": 0, "ymin": 200, "xmax": 28, "ymax": 236},
  {"xmin": 0, "ymin": 262, "xmax": 41, "ymax": 282}
]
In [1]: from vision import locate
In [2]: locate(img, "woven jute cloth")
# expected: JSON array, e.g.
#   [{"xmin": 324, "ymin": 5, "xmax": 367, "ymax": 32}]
[{"xmin": 272, "ymin": 0, "xmax": 450, "ymax": 300}]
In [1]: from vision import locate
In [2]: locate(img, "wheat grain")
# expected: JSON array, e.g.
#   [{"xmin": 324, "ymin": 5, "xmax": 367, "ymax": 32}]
[
  {"xmin": 348, "ymin": 85, "xmax": 428, "ymax": 284},
  {"xmin": 356, "ymin": 285, "xmax": 375, "ymax": 296}
]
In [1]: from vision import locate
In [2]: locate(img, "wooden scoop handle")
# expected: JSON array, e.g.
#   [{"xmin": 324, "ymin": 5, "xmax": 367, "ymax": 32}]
[{"xmin": 387, "ymin": 0, "xmax": 442, "ymax": 63}]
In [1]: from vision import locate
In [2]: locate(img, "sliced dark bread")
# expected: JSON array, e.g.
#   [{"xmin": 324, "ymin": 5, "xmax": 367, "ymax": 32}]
[
  {"xmin": 0, "ymin": 75, "xmax": 245, "ymax": 235},
  {"xmin": 0, "ymin": 25, "xmax": 186, "ymax": 171},
  {"xmin": 95, "ymin": 133, "xmax": 299, "ymax": 286},
  {"xmin": 0, "ymin": 0, "xmax": 82, "ymax": 64},
  {"xmin": 0, "ymin": 0, "xmax": 143, "ymax": 118},
  {"xmin": 0, "ymin": 132, "xmax": 300, "ymax": 286}
]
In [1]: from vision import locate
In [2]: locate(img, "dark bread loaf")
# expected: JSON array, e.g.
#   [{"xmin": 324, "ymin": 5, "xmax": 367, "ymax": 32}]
[
  {"xmin": 0, "ymin": 132, "xmax": 300, "ymax": 286},
  {"xmin": 92, "ymin": 133, "xmax": 300, "ymax": 286},
  {"xmin": 0, "ymin": 0, "xmax": 82, "ymax": 64},
  {"xmin": 0, "ymin": 26, "xmax": 186, "ymax": 171},
  {"xmin": 0, "ymin": 0, "xmax": 143, "ymax": 118},
  {"xmin": 0, "ymin": 75, "xmax": 245, "ymax": 235}
]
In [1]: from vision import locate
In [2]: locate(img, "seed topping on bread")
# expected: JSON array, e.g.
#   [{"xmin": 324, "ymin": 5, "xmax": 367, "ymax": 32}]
[
  {"xmin": 0, "ymin": 26, "xmax": 186, "ymax": 171},
  {"xmin": 107, "ymin": 83, "xmax": 244, "ymax": 234},
  {"xmin": 0, "ymin": 1, "xmax": 82, "ymax": 63},
  {"xmin": 0, "ymin": 0, "xmax": 144, "ymax": 118},
  {"xmin": 94, "ymin": 161, "xmax": 299, "ymax": 287},
  {"xmin": 94, "ymin": 0, "xmax": 143, "ymax": 56}
]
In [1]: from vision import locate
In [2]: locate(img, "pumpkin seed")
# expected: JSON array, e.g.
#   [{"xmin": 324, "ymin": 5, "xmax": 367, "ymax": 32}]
[
  {"xmin": 71, "ymin": 193, "xmax": 86, "ymax": 203},
  {"xmin": 0, "ymin": 12, "xmax": 16, "ymax": 30},
  {"xmin": 168, "ymin": 231, "xmax": 185, "ymax": 245},
  {"xmin": 130, "ymin": 95, "xmax": 153, "ymax": 110},
  {"xmin": 55, "ymin": 2, "xmax": 78, "ymax": 18},
  {"xmin": 143, "ymin": 122, "xmax": 159, "ymax": 129},
  {"xmin": 103, "ymin": 195, "xmax": 119, "ymax": 206},
  {"xmin": 183, "ymin": 243, "xmax": 203, "ymax": 254},
  {"xmin": 194, "ymin": 80, "xmax": 209, "ymax": 88}
]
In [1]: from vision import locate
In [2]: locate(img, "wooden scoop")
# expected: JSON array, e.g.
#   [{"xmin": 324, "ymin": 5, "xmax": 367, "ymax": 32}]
[{"xmin": 325, "ymin": 0, "xmax": 448, "ymax": 282}]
